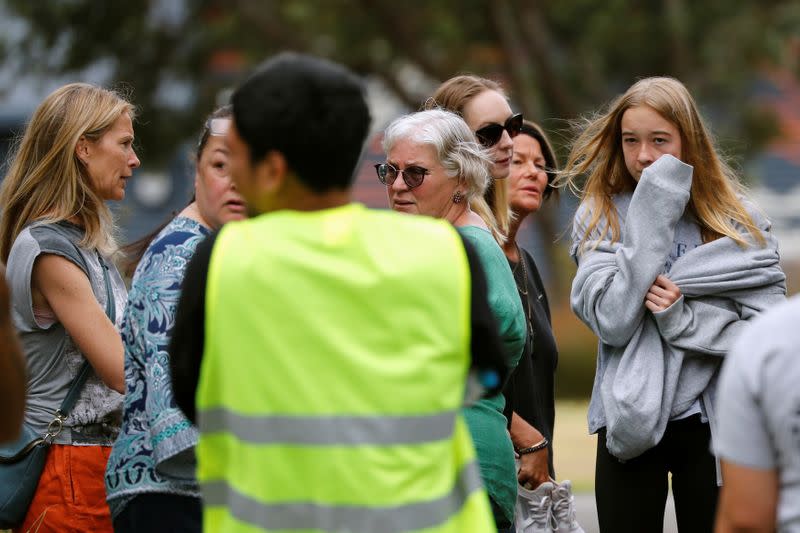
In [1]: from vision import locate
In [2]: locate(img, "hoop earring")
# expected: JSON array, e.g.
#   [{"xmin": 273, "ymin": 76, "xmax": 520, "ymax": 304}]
[{"xmin": 452, "ymin": 190, "xmax": 464, "ymax": 204}]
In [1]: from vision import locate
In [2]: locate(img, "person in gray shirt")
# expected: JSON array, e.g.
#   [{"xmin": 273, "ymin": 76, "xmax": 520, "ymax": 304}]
[
  {"xmin": 560, "ymin": 76, "xmax": 786, "ymax": 533},
  {"xmin": 715, "ymin": 295, "xmax": 800, "ymax": 533},
  {"xmin": 0, "ymin": 82, "xmax": 139, "ymax": 532}
]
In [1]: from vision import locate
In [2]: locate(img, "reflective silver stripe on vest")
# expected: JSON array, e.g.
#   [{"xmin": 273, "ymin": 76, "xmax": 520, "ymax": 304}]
[
  {"xmin": 202, "ymin": 460, "xmax": 483, "ymax": 532},
  {"xmin": 199, "ymin": 408, "xmax": 457, "ymax": 445}
]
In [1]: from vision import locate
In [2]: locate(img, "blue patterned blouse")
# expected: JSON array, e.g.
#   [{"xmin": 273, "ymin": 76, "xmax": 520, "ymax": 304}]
[{"xmin": 105, "ymin": 216, "xmax": 211, "ymax": 517}]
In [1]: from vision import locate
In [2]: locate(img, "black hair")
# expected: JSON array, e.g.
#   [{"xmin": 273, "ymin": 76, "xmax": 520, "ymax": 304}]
[
  {"xmin": 195, "ymin": 105, "xmax": 233, "ymax": 160},
  {"xmin": 231, "ymin": 52, "xmax": 371, "ymax": 192},
  {"xmin": 519, "ymin": 120, "xmax": 559, "ymax": 202}
]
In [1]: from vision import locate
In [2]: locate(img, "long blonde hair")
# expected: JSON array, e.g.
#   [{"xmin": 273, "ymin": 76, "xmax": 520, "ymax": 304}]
[
  {"xmin": 0, "ymin": 83, "xmax": 135, "ymax": 262},
  {"xmin": 560, "ymin": 76, "xmax": 765, "ymax": 251},
  {"xmin": 427, "ymin": 75, "xmax": 512, "ymax": 245}
]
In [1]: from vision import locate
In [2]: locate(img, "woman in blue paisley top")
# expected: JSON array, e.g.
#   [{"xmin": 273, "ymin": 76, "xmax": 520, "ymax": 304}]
[{"xmin": 105, "ymin": 106, "xmax": 246, "ymax": 532}]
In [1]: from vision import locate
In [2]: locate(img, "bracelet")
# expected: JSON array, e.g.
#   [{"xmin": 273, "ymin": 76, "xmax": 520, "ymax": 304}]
[{"xmin": 516, "ymin": 437, "xmax": 549, "ymax": 456}]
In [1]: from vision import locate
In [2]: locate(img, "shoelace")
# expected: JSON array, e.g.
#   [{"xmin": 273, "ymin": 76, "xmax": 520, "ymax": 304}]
[
  {"xmin": 550, "ymin": 485, "xmax": 578, "ymax": 528},
  {"xmin": 521, "ymin": 495, "xmax": 557, "ymax": 531}
]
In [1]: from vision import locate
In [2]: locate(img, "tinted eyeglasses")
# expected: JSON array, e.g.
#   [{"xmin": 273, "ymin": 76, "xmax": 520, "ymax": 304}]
[
  {"xmin": 474, "ymin": 113, "xmax": 523, "ymax": 148},
  {"xmin": 374, "ymin": 163, "xmax": 430, "ymax": 189}
]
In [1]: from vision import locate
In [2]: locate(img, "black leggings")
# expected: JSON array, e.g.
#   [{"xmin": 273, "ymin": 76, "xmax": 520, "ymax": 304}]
[
  {"xmin": 595, "ymin": 415, "xmax": 718, "ymax": 533},
  {"xmin": 113, "ymin": 493, "xmax": 202, "ymax": 533}
]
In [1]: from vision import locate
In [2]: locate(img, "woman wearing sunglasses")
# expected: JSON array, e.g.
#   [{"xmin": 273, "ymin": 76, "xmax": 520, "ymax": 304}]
[
  {"xmin": 427, "ymin": 76, "xmax": 576, "ymax": 528},
  {"xmin": 427, "ymin": 75, "xmax": 523, "ymax": 246},
  {"xmin": 378, "ymin": 108, "xmax": 526, "ymax": 532},
  {"xmin": 104, "ymin": 106, "xmax": 246, "ymax": 532}
]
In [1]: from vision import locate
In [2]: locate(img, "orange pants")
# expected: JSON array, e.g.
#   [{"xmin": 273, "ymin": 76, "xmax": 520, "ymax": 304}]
[{"xmin": 13, "ymin": 444, "xmax": 113, "ymax": 533}]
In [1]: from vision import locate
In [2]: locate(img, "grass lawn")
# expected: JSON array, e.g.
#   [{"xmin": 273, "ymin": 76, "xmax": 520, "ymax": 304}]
[{"xmin": 553, "ymin": 399, "xmax": 595, "ymax": 492}]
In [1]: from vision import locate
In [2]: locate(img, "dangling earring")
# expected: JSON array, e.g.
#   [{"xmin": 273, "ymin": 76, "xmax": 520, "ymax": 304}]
[{"xmin": 452, "ymin": 190, "xmax": 464, "ymax": 204}]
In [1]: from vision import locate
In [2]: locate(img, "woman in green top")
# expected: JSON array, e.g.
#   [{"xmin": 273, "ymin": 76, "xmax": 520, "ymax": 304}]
[{"xmin": 378, "ymin": 108, "xmax": 526, "ymax": 531}]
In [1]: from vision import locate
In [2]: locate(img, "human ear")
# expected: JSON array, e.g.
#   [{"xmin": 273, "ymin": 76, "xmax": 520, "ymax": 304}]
[{"xmin": 75, "ymin": 136, "xmax": 91, "ymax": 165}]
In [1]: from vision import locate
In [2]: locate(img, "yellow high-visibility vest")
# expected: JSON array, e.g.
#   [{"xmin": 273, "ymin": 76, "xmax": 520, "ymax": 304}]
[{"xmin": 196, "ymin": 203, "xmax": 495, "ymax": 532}]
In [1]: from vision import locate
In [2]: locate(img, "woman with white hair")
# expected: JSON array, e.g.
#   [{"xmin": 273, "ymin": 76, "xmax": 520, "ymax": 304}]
[{"xmin": 378, "ymin": 108, "xmax": 526, "ymax": 531}]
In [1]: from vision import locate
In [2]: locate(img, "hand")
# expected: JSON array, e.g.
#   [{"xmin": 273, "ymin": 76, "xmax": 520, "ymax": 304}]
[
  {"xmin": 645, "ymin": 274, "xmax": 681, "ymax": 313},
  {"xmin": 517, "ymin": 447, "xmax": 551, "ymax": 489},
  {"xmin": 509, "ymin": 413, "xmax": 552, "ymax": 488}
]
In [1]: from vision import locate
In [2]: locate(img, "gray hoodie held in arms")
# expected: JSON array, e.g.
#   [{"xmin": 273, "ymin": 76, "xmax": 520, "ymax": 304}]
[{"xmin": 570, "ymin": 154, "xmax": 786, "ymax": 462}]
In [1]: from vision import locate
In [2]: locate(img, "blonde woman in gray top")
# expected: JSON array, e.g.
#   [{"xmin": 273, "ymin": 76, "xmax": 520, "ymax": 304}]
[{"xmin": 0, "ymin": 83, "xmax": 139, "ymax": 532}]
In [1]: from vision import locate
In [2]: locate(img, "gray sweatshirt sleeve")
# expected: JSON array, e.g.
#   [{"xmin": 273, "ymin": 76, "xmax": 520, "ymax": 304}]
[
  {"xmin": 653, "ymin": 209, "xmax": 786, "ymax": 356},
  {"xmin": 653, "ymin": 274, "xmax": 786, "ymax": 357},
  {"xmin": 653, "ymin": 296, "xmax": 751, "ymax": 356},
  {"xmin": 571, "ymin": 155, "xmax": 693, "ymax": 347}
]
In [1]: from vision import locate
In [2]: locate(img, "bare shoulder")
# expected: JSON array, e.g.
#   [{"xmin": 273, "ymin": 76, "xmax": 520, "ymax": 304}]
[{"xmin": 31, "ymin": 253, "xmax": 94, "ymax": 310}]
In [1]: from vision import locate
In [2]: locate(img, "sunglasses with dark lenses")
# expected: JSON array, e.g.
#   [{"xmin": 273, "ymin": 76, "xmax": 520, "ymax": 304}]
[
  {"xmin": 474, "ymin": 113, "xmax": 524, "ymax": 148},
  {"xmin": 374, "ymin": 163, "xmax": 430, "ymax": 189}
]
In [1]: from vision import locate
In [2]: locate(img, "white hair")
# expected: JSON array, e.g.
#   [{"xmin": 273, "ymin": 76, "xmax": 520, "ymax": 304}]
[{"xmin": 382, "ymin": 109, "xmax": 492, "ymax": 201}]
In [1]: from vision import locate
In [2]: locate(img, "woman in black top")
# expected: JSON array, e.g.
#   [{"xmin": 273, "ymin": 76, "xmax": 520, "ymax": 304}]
[{"xmin": 503, "ymin": 120, "xmax": 560, "ymax": 487}]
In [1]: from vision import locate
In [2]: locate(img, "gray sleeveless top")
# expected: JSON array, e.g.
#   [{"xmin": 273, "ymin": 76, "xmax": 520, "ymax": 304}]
[{"xmin": 5, "ymin": 221, "xmax": 126, "ymax": 445}]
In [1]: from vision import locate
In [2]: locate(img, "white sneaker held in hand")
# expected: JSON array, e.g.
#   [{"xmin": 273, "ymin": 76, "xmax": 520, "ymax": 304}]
[
  {"xmin": 550, "ymin": 480, "xmax": 585, "ymax": 532},
  {"xmin": 515, "ymin": 480, "xmax": 556, "ymax": 533}
]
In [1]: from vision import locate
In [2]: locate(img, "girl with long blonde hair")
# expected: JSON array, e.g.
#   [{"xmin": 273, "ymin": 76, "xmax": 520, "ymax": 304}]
[
  {"xmin": 0, "ymin": 82, "xmax": 139, "ymax": 532},
  {"xmin": 563, "ymin": 77, "xmax": 786, "ymax": 532}
]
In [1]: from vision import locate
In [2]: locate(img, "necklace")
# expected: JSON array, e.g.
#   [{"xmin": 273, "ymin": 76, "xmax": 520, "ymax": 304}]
[
  {"xmin": 513, "ymin": 244, "xmax": 535, "ymax": 351},
  {"xmin": 512, "ymin": 248, "xmax": 528, "ymax": 296}
]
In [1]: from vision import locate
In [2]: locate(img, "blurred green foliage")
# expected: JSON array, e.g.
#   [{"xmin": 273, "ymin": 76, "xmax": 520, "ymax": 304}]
[{"xmin": 3, "ymin": 0, "xmax": 798, "ymax": 164}]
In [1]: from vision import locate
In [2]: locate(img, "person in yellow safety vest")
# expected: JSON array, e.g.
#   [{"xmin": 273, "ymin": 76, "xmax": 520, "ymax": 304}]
[{"xmin": 168, "ymin": 52, "xmax": 511, "ymax": 533}]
